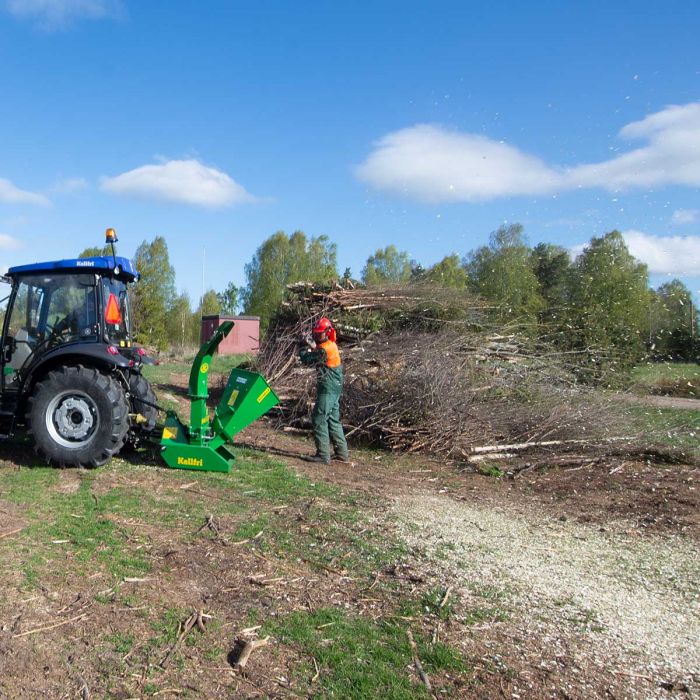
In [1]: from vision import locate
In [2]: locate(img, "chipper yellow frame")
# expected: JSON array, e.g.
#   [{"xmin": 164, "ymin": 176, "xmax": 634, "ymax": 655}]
[{"xmin": 160, "ymin": 321, "xmax": 279, "ymax": 473}]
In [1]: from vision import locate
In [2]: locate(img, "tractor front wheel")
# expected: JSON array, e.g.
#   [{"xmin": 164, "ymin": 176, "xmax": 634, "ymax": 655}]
[{"xmin": 28, "ymin": 366, "xmax": 129, "ymax": 467}]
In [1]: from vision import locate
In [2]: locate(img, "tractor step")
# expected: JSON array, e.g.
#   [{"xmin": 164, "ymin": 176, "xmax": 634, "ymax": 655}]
[{"xmin": 0, "ymin": 409, "xmax": 16, "ymax": 439}]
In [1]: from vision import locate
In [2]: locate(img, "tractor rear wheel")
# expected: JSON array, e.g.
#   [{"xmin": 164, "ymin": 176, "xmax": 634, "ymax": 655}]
[{"xmin": 28, "ymin": 366, "xmax": 129, "ymax": 467}]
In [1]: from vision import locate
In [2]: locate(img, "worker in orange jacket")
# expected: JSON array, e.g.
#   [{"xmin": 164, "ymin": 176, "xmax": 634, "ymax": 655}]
[{"xmin": 299, "ymin": 317, "xmax": 349, "ymax": 465}]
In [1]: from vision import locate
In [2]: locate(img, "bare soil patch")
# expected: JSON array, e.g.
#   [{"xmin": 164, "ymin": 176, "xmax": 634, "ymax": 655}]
[
  {"xmin": 244, "ymin": 420, "xmax": 700, "ymax": 537},
  {"xmin": 619, "ymin": 393, "xmax": 700, "ymax": 410}
]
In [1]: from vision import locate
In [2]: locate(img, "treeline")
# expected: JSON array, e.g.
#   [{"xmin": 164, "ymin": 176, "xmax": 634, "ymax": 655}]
[
  {"xmin": 241, "ymin": 224, "xmax": 698, "ymax": 370},
  {"xmin": 90, "ymin": 225, "xmax": 698, "ymax": 366},
  {"xmin": 80, "ymin": 239, "xmax": 238, "ymax": 352}
]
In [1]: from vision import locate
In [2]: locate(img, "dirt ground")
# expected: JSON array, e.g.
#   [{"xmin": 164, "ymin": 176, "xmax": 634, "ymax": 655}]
[
  {"xmin": 243, "ymin": 423, "xmax": 700, "ymax": 698},
  {"xmin": 0, "ymin": 408, "xmax": 698, "ymax": 698},
  {"xmin": 617, "ymin": 394, "xmax": 700, "ymax": 411}
]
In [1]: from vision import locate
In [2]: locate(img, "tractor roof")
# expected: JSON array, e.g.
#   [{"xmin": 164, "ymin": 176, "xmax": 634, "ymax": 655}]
[{"xmin": 7, "ymin": 256, "xmax": 138, "ymax": 282}]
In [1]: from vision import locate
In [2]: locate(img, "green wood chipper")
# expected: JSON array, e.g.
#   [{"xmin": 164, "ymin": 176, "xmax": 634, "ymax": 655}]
[{"xmin": 160, "ymin": 321, "xmax": 279, "ymax": 473}]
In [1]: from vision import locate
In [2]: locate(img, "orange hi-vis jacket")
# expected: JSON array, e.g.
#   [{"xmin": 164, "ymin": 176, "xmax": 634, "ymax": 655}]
[
  {"xmin": 318, "ymin": 340, "xmax": 341, "ymax": 368},
  {"xmin": 299, "ymin": 339, "xmax": 344, "ymax": 394}
]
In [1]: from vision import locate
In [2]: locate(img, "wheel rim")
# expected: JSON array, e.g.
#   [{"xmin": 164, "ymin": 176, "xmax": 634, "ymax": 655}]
[{"xmin": 45, "ymin": 390, "xmax": 100, "ymax": 449}]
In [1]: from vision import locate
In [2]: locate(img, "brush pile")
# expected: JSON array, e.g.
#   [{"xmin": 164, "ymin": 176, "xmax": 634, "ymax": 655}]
[{"xmin": 258, "ymin": 281, "xmax": 622, "ymax": 462}]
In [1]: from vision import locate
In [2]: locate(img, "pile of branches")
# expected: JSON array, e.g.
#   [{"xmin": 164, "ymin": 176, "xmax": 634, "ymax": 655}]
[{"xmin": 258, "ymin": 281, "xmax": 621, "ymax": 461}]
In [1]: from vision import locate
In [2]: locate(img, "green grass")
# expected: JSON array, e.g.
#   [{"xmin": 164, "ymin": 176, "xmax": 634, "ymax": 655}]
[
  {"xmin": 622, "ymin": 405, "xmax": 700, "ymax": 455},
  {"xmin": 476, "ymin": 463, "xmax": 504, "ymax": 478},
  {"xmin": 631, "ymin": 362, "xmax": 699, "ymax": 397},
  {"xmin": 105, "ymin": 631, "xmax": 135, "ymax": 654},
  {"xmin": 0, "ymin": 467, "xmax": 150, "ymax": 585},
  {"xmin": 632, "ymin": 362, "xmax": 700, "ymax": 382},
  {"xmin": 0, "ymin": 445, "xmax": 403, "ymax": 590},
  {"xmin": 0, "ymin": 446, "xmax": 470, "ymax": 696},
  {"xmin": 262, "ymin": 608, "xmax": 468, "ymax": 699},
  {"xmin": 141, "ymin": 353, "xmax": 252, "ymax": 386}
]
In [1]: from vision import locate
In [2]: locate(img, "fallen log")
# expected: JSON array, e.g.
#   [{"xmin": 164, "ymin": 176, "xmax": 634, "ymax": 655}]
[{"xmin": 470, "ymin": 437, "xmax": 632, "ymax": 454}]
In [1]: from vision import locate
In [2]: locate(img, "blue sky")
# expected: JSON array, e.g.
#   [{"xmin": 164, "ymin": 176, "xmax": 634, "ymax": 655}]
[{"xmin": 0, "ymin": 0, "xmax": 699, "ymax": 305}]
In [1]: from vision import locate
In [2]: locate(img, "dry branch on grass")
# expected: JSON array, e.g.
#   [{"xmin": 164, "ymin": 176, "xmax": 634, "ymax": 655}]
[
  {"xmin": 406, "ymin": 629, "xmax": 433, "ymax": 694},
  {"xmin": 231, "ymin": 636, "xmax": 270, "ymax": 671},
  {"xmin": 12, "ymin": 612, "xmax": 89, "ymax": 638},
  {"xmin": 160, "ymin": 609, "xmax": 211, "ymax": 668}
]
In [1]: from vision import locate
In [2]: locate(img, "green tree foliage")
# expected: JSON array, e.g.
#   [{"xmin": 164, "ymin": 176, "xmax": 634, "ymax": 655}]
[
  {"xmin": 530, "ymin": 243, "xmax": 571, "ymax": 309},
  {"xmin": 243, "ymin": 230, "xmax": 338, "ymax": 327},
  {"xmin": 166, "ymin": 292, "xmax": 198, "ymax": 350},
  {"xmin": 362, "ymin": 245, "xmax": 412, "ymax": 285},
  {"xmin": 566, "ymin": 231, "xmax": 650, "ymax": 367},
  {"xmin": 132, "ymin": 236, "xmax": 176, "ymax": 350},
  {"xmin": 199, "ymin": 289, "xmax": 222, "ymax": 316},
  {"xmin": 78, "ymin": 245, "xmax": 112, "ymax": 258},
  {"xmin": 466, "ymin": 224, "xmax": 544, "ymax": 321},
  {"xmin": 650, "ymin": 280, "xmax": 699, "ymax": 360},
  {"xmin": 217, "ymin": 281, "xmax": 240, "ymax": 315},
  {"xmin": 422, "ymin": 254, "xmax": 470, "ymax": 289}
]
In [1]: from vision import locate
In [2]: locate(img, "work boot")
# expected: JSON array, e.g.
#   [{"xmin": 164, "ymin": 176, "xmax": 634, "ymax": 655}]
[
  {"xmin": 332, "ymin": 453, "xmax": 351, "ymax": 463},
  {"xmin": 304, "ymin": 454, "xmax": 330, "ymax": 465}
]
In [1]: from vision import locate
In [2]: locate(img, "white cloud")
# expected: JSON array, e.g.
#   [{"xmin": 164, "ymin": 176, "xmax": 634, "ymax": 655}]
[
  {"xmin": 357, "ymin": 102, "xmax": 700, "ymax": 202},
  {"xmin": 621, "ymin": 230, "xmax": 700, "ymax": 276},
  {"xmin": 100, "ymin": 159, "xmax": 257, "ymax": 208},
  {"xmin": 672, "ymin": 208, "xmax": 699, "ymax": 225},
  {"xmin": 4, "ymin": 0, "xmax": 123, "ymax": 30},
  {"xmin": 569, "ymin": 103, "xmax": 700, "ymax": 190},
  {"xmin": 0, "ymin": 178, "xmax": 50, "ymax": 206},
  {"xmin": 0, "ymin": 233, "xmax": 22, "ymax": 250},
  {"xmin": 569, "ymin": 243, "xmax": 586, "ymax": 260},
  {"xmin": 355, "ymin": 125, "xmax": 561, "ymax": 203}
]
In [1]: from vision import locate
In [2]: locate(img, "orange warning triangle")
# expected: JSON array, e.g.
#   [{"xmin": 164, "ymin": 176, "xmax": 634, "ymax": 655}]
[{"xmin": 105, "ymin": 292, "xmax": 123, "ymax": 324}]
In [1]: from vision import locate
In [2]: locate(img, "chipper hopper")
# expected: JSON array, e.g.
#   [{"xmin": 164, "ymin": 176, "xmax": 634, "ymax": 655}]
[{"xmin": 160, "ymin": 321, "xmax": 279, "ymax": 473}]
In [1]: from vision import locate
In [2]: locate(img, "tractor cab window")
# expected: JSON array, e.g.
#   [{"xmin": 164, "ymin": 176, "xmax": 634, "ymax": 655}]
[
  {"xmin": 6, "ymin": 278, "xmax": 44, "ymax": 344},
  {"xmin": 44, "ymin": 275, "xmax": 99, "ymax": 344},
  {"xmin": 5, "ymin": 275, "xmax": 98, "ymax": 372},
  {"xmin": 0, "ymin": 277, "xmax": 11, "ymax": 332},
  {"xmin": 101, "ymin": 278, "xmax": 130, "ymax": 343}
]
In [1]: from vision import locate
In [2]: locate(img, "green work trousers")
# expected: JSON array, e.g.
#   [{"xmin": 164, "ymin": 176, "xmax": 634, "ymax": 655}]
[{"xmin": 312, "ymin": 387, "xmax": 348, "ymax": 461}]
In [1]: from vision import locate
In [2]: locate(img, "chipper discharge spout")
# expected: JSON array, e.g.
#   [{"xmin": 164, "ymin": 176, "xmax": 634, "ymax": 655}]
[{"xmin": 160, "ymin": 321, "xmax": 279, "ymax": 473}]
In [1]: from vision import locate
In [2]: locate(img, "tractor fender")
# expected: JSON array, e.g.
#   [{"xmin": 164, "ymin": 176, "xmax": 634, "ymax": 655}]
[{"xmin": 19, "ymin": 343, "xmax": 132, "ymax": 412}]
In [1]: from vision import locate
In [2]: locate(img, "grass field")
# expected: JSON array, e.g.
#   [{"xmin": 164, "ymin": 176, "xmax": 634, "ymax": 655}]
[
  {"xmin": 621, "ymin": 404, "xmax": 700, "ymax": 455},
  {"xmin": 142, "ymin": 353, "xmax": 252, "ymax": 385},
  {"xmin": 0, "ymin": 442, "xmax": 471, "ymax": 699},
  {"xmin": 630, "ymin": 362, "xmax": 699, "ymax": 397}
]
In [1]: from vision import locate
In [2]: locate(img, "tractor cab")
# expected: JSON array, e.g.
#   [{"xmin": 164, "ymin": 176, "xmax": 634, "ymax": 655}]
[{"xmin": 1, "ymin": 256, "xmax": 138, "ymax": 389}]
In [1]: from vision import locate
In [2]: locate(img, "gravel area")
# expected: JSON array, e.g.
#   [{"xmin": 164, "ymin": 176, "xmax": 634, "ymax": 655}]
[{"xmin": 393, "ymin": 494, "xmax": 700, "ymax": 697}]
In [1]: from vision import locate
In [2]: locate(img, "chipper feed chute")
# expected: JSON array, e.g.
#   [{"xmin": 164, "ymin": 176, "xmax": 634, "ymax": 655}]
[{"xmin": 160, "ymin": 321, "xmax": 279, "ymax": 472}]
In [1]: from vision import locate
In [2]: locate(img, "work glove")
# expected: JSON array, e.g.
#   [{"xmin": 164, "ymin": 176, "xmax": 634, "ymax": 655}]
[{"xmin": 299, "ymin": 333, "xmax": 314, "ymax": 348}]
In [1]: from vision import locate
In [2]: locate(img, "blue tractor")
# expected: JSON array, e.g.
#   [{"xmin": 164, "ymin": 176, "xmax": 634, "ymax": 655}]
[{"xmin": 0, "ymin": 230, "xmax": 157, "ymax": 466}]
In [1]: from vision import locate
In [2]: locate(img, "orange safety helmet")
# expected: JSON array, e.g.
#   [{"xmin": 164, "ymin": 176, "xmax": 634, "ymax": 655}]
[{"xmin": 312, "ymin": 317, "xmax": 336, "ymax": 342}]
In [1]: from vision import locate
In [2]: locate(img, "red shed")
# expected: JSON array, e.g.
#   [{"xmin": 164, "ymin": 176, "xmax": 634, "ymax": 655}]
[{"xmin": 200, "ymin": 315, "xmax": 260, "ymax": 355}]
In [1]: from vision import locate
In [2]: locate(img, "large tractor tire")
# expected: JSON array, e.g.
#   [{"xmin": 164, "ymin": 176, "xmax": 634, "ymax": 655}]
[
  {"xmin": 28, "ymin": 366, "xmax": 129, "ymax": 467},
  {"xmin": 124, "ymin": 373, "xmax": 158, "ymax": 448}
]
